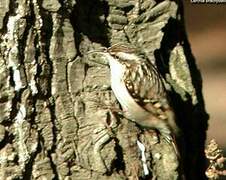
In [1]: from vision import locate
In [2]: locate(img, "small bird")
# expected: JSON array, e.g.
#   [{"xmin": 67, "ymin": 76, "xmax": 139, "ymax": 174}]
[{"xmin": 90, "ymin": 44, "xmax": 180, "ymax": 153}]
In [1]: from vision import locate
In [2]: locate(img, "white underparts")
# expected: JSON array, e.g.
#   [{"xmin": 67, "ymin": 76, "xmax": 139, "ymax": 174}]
[{"xmin": 108, "ymin": 54, "xmax": 150, "ymax": 121}]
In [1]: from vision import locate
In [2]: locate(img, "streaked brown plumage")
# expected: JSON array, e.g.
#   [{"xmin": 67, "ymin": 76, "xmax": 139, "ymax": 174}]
[{"xmin": 93, "ymin": 44, "xmax": 180, "ymax": 155}]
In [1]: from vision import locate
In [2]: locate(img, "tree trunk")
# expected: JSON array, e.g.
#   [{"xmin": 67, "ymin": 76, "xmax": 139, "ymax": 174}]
[{"xmin": 0, "ymin": 0, "xmax": 208, "ymax": 179}]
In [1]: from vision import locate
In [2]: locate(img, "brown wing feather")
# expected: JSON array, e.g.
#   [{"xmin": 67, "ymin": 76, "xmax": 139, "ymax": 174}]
[{"xmin": 124, "ymin": 60, "xmax": 165, "ymax": 99}]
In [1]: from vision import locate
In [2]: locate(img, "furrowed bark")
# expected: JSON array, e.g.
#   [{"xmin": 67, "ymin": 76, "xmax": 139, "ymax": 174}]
[{"xmin": 0, "ymin": 0, "xmax": 208, "ymax": 179}]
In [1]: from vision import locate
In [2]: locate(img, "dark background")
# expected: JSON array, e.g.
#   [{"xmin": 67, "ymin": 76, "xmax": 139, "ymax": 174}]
[{"xmin": 184, "ymin": 2, "xmax": 226, "ymax": 150}]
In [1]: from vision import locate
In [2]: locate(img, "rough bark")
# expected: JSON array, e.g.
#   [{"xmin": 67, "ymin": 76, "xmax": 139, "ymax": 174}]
[{"xmin": 0, "ymin": 0, "xmax": 208, "ymax": 179}]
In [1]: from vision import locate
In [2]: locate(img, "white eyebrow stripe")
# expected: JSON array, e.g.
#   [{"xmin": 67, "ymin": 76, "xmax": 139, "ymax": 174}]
[{"xmin": 114, "ymin": 52, "xmax": 140, "ymax": 61}]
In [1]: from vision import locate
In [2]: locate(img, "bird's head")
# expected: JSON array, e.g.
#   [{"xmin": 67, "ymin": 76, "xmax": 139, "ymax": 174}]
[
  {"xmin": 87, "ymin": 44, "xmax": 142, "ymax": 65},
  {"xmin": 107, "ymin": 44, "xmax": 140, "ymax": 62}
]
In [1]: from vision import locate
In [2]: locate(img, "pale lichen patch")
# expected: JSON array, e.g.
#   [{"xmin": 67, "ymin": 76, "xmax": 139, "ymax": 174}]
[
  {"xmin": 169, "ymin": 44, "xmax": 198, "ymax": 104},
  {"xmin": 14, "ymin": 105, "xmax": 29, "ymax": 167},
  {"xmin": 137, "ymin": 140, "xmax": 149, "ymax": 176}
]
